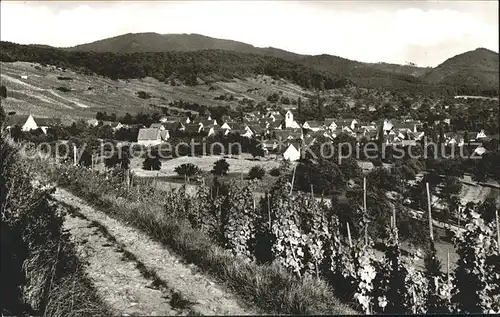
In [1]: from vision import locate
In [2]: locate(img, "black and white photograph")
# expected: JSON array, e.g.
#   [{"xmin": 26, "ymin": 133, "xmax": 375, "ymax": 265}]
[{"xmin": 1, "ymin": 0, "xmax": 499, "ymax": 315}]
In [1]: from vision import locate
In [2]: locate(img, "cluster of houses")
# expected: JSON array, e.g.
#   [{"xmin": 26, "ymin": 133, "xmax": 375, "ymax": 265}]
[
  {"xmin": 135, "ymin": 110, "xmax": 493, "ymax": 161},
  {"xmin": 4, "ymin": 111, "xmax": 493, "ymax": 162}
]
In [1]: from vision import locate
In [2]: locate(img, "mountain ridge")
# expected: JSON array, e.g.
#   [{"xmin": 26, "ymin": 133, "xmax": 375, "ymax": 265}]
[{"xmin": 1, "ymin": 32, "xmax": 498, "ymax": 96}]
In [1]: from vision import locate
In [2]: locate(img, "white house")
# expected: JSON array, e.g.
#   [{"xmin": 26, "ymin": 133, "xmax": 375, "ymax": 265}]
[
  {"xmin": 476, "ymin": 130, "xmax": 488, "ymax": 140},
  {"xmin": 303, "ymin": 121, "xmax": 323, "ymax": 132},
  {"xmin": 284, "ymin": 110, "xmax": 301, "ymax": 129},
  {"xmin": 282, "ymin": 143, "xmax": 301, "ymax": 162},
  {"xmin": 137, "ymin": 128, "xmax": 169, "ymax": 147},
  {"xmin": 21, "ymin": 75, "xmax": 28, "ymax": 80}
]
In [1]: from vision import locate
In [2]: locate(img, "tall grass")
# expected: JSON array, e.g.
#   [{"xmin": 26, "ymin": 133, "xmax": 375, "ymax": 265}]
[
  {"xmin": 1, "ymin": 139, "xmax": 110, "ymax": 316},
  {"xmin": 33, "ymin": 158, "xmax": 358, "ymax": 315}
]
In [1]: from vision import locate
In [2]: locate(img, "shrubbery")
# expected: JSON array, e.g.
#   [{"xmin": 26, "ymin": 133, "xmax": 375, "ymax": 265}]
[{"xmin": 248, "ymin": 165, "xmax": 265, "ymax": 180}]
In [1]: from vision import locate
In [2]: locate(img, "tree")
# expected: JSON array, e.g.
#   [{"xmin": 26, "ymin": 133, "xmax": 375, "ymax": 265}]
[
  {"xmin": 211, "ymin": 159, "xmax": 229, "ymax": 176},
  {"xmin": 248, "ymin": 165, "xmax": 265, "ymax": 180},
  {"xmin": 97, "ymin": 124, "xmax": 114, "ymax": 140},
  {"xmin": 0, "ymin": 85, "xmax": 6, "ymax": 98},
  {"xmin": 249, "ymin": 142, "xmax": 265, "ymax": 160},
  {"xmin": 142, "ymin": 149, "xmax": 161, "ymax": 171},
  {"xmin": 0, "ymin": 104, "xmax": 5, "ymax": 128},
  {"xmin": 174, "ymin": 163, "xmax": 201, "ymax": 181}
]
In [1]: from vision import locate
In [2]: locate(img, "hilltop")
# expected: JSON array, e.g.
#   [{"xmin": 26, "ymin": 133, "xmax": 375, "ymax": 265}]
[
  {"xmin": 65, "ymin": 32, "xmax": 304, "ymax": 61},
  {"xmin": 422, "ymin": 48, "xmax": 499, "ymax": 96},
  {"xmin": 61, "ymin": 32, "xmax": 499, "ymax": 96}
]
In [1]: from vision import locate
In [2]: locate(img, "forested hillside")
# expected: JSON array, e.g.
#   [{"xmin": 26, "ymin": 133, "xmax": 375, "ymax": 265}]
[{"xmin": 0, "ymin": 41, "xmax": 351, "ymax": 90}]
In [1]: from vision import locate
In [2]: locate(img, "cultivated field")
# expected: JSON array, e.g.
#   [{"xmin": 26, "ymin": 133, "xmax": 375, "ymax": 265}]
[{"xmin": 1, "ymin": 61, "xmax": 307, "ymax": 120}]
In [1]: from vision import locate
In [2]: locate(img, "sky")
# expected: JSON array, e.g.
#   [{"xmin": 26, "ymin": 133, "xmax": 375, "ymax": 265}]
[{"xmin": 1, "ymin": 1, "xmax": 498, "ymax": 67}]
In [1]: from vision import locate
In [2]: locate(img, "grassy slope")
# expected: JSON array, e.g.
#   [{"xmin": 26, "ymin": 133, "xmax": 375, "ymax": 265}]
[
  {"xmin": 30, "ymin": 157, "xmax": 358, "ymax": 315},
  {"xmin": 1, "ymin": 61, "xmax": 307, "ymax": 120}
]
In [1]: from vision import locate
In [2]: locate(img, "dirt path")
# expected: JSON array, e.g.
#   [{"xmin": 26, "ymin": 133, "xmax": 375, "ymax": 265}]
[{"xmin": 53, "ymin": 188, "xmax": 257, "ymax": 316}]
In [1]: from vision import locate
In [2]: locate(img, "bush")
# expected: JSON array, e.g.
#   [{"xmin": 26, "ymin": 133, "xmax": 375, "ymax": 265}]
[
  {"xmin": 1, "ymin": 140, "xmax": 109, "ymax": 316},
  {"xmin": 137, "ymin": 91, "xmax": 151, "ymax": 99},
  {"xmin": 248, "ymin": 166, "xmax": 265, "ymax": 180},
  {"xmin": 174, "ymin": 163, "xmax": 201, "ymax": 181},
  {"xmin": 142, "ymin": 150, "xmax": 161, "ymax": 171},
  {"xmin": 0, "ymin": 85, "xmax": 7, "ymax": 98},
  {"xmin": 211, "ymin": 159, "xmax": 229, "ymax": 176},
  {"xmin": 56, "ymin": 86, "xmax": 71, "ymax": 92},
  {"xmin": 269, "ymin": 167, "xmax": 281, "ymax": 177}
]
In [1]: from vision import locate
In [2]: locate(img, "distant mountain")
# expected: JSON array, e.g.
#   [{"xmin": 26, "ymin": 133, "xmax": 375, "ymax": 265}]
[
  {"xmin": 64, "ymin": 32, "xmax": 435, "ymax": 90},
  {"xmin": 64, "ymin": 32, "xmax": 304, "ymax": 61},
  {"xmin": 422, "ymin": 48, "xmax": 499, "ymax": 95},
  {"xmin": 2, "ymin": 32, "xmax": 498, "ymax": 96}
]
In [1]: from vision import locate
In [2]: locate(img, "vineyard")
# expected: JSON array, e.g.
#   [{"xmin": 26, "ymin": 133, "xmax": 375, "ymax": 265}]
[{"xmin": 31, "ymin": 155, "xmax": 500, "ymax": 314}]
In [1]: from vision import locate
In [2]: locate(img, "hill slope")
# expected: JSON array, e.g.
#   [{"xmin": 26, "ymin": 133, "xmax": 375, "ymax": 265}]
[
  {"xmin": 65, "ymin": 32, "xmax": 304, "ymax": 61},
  {"xmin": 64, "ymin": 32, "xmax": 476, "ymax": 93},
  {"xmin": 422, "ymin": 48, "xmax": 499, "ymax": 96}
]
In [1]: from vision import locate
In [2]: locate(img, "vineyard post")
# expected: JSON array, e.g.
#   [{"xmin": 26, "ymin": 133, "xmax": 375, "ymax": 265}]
[
  {"xmin": 73, "ymin": 145, "xmax": 77, "ymax": 166},
  {"xmin": 310, "ymin": 184, "xmax": 314, "ymax": 199},
  {"xmin": 240, "ymin": 172, "xmax": 243, "ymax": 182},
  {"xmin": 393, "ymin": 206, "xmax": 398, "ymax": 242},
  {"xmin": 347, "ymin": 222, "xmax": 353, "ymax": 248},
  {"xmin": 289, "ymin": 163, "xmax": 297, "ymax": 196},
  {"xmin": 91, "ymin": 154, "xmax": 94, "ymax": 170},
  {"xmin": 363, "ymin": 177, "xmax": 368, "ymax": 245},
  {"xmin": 412, "ymin": 288, "xmax": 417, "ymax": 314},
  {"xmin": 496, "ymin": 210, "xmax": 499, "ymax": 254},
  {"xmin": 447, "ymin": 248, "xmax": 450, "ymax": 284},
  {"xmin": 363, "ymin": 177, "xmax": 367, "ymax": 214},
  {"xmin": 426, "ymin": 182, "xmax": 434, "ymax": 241},
  {"xmin": 267, "ymin": 194, "xmax": 271, "ymax": 230}
]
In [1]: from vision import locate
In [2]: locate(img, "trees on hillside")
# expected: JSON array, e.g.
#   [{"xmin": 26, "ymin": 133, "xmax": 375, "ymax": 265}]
[{"xmin": 211, "ymin": 159, "xmax": 229, "ymax": 176}]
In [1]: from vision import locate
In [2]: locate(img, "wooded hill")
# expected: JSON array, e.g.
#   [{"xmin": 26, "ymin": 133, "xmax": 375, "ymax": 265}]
[{"xmin": 1, "ymin": 36, "xmax": 498, "ymax": 96}]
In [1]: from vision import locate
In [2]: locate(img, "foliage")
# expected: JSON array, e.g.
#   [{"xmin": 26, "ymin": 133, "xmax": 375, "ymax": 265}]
[
  {"xmin": 0, "ymin": 85, "xmax": 6, "ymax": 98},
  {"xmin": 0, "ymin": 41, "xmax": 352, "ymax": 90},
  {"xmin": 211, "ymin": 158, "xmax": 229, "ymax": 176},
  {"xmin": 142, "ymin": 148, "xmax": 162, "ymax": 171},
  {"xmin": 269, "ymin": 167, "xmax": 281, "ymax": 177},
  {"xmin": 248, "ymin": 165, "xmax": 266, "ymax": 180},
  {"xmin": 174, "ymin": 163, "xmax": 201, "ymax": 180}
]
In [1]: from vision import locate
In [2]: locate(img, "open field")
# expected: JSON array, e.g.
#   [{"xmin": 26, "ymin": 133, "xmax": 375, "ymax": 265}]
[
  {"xmin": 128, "ymin": 154, "xmax": 282, "ymax": 177},
  {"xmin": 1, "ymin": 61, "xmax": 307, "ymax": 120}
]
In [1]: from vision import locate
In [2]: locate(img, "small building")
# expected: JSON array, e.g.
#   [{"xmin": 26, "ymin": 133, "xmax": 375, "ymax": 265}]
[
  {"xmin": 34, "ymin": 117, "xmax": 62, "ymax": 133},
  {"xmin": 150, "ymin": 123, "xmax": 165, "ymax": 130},
  {"xmin": 137, "ymin": 128, "xmax": 169, "ymax": 147},
  {"xmin": 303, "ymin": 121, "xmax": 324, "ymax": 132},
  {"xmin": 282, "ymin": 143, "xmax": 301, "ymax": 162},
  {"xmin": 5, "ymin": 114, "xmax": 38, "ymax": 131}
]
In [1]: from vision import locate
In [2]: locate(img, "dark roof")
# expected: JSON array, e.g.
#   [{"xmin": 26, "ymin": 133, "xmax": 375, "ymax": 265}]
[
  {"xmin": 34, "ymin": 117, "xmax": 61, "ymax": 126},
  {"xmin": 163, "ymin": 122, "xmax": 182, "ymax": 131},
  {"xmin": 304, "ymin": 121, "xmax": 323, "ymax": 128},
  {"xmin": 5, "ymin": 115, "xmax": 30, "ymax": 127},
  {"xmin": 185, "ymin": 123, "xmax": 201, "ymax": 133},
  {"xmin": 150, "ymin": 123, "xmax": 163, "ymax": 129}
]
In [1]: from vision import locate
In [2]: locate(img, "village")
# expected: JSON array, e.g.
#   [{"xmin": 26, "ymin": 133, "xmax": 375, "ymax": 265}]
[{"xmin": 4, "ymin": 108, "xmax": 492, "ymax": 163}]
